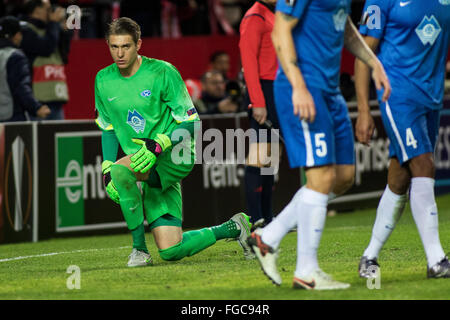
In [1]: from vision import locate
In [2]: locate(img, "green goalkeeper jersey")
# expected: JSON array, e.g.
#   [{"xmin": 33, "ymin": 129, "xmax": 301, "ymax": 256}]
[{"xmin": 95, "ymin": 56, "xmax": 199, "ymax": 155}]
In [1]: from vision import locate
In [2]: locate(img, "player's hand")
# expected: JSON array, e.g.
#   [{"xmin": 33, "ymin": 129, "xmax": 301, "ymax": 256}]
[
  {"xmin": 130, "ymin": 134, "xmax": 172, "ymax": 173},
  {"xmin": 355, "ymin": 110, "xmax": 375, "ymax": 146},
  {"xmin": 371, "ymin": 59, "xmax": 391, "ymax": 102},
  {"xmin": 102, "ymin": 160, "xmax": 120, "ymax": 204},
  {"xmin": 293, "ymin": 86, "xmax": 316, "ymax": 123},
  {"xmin": 36, "ymin": 104, "xmax": 51, "ymax": 119},
  {"xmin": 250, "ymin": 104, "xmax": 267, "ymax": 125}
]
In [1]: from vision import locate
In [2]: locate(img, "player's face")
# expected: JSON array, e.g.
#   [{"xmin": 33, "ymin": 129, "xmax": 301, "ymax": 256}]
[{"xmin": 107, "ymin": 34, "xmax": 142, "ymax": 70}]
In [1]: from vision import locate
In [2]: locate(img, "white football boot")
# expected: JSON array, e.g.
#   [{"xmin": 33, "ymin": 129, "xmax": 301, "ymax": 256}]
[
  {"xmin": 127, "ymin": 248, "xmax": 153, "ymax": 267},
  {"xmin": 293, "ymin": 269, "xmax": 350, "ymax": 290}
]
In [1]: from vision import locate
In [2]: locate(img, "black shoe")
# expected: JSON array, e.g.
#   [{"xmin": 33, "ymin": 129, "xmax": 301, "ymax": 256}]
[
  {"xmin": 358, "ymin": 256, "xmax": 380, "ymax": 278},
  {"xmin": 427, "ymin": 256, "xmax": 450, "ymax": 278}
]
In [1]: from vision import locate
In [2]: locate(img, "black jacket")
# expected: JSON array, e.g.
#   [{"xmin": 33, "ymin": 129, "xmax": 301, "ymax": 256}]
[
  {"xmin": 0, "ymin": 38, "xmax": 42, "ymax": 121},
  {"xmin": 20, "ymin": 17, "xmax": 73, "ymax": 69}
]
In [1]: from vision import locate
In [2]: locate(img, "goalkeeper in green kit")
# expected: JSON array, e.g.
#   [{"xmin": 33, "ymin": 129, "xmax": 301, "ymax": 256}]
[{"xmin": 96, "ymin": 17, "xmax": 254, "ymax": 267}]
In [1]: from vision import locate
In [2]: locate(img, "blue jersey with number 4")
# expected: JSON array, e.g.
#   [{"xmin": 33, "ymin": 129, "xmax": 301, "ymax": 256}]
[
  {"xmin": 275, "ymin": 0, "xmax": 352, "ymax": 94},
  {"xmin": 359, "ymin": 0, "xmax": 450, "ymax": 109}
]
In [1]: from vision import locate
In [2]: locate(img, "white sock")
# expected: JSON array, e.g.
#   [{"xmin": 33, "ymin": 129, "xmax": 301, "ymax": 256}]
[
  {"xmin": 410, "ymin": 177, "xmax": 446, "ymax": 267},
  {"xmin": 363, "ymin": 185, "xmax": 407, "ymax": 260},
  {"xmin": 261, "ymin": 188, "xmax": 303, "ymax": 249},
  {"xmin": 294, "ymin": 187, "xmax": 328, "ymax": 279}
]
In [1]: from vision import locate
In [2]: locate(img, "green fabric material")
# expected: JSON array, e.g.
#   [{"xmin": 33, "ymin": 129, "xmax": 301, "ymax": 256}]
[
  {"xmin": 142, "ymin": 183, "xmax": 182, "ymax": 226},
  {"xmin": 210, "ymin": 219, "xmax": 240, "ymax": 240},
  {"xmin": 131, "ymin": 223, "xmax": 148, "ymax": 253},
  {"xmin": 141, "ymin": 147, "xmax": 194, "ymax": 225},
  {"xmin": 102, "ymin": 130, "xmax": 119, "ymax": 162},
  {"xmin": 158, "ymin": 228, "xmax": 216, "ymax": 261},
  {"xmin": 94, "ymin": 56, "xmax": 199, "ymax": 155},
  {"xmin": 110, "ymin": 164, "xmax": 144, "ymax": 230},
  {"xmin": 148, "ymin": 214, "xmax": 182, "ymax": 230},
  {"xmin": 167, "ymin": 121, "xmax": 197, "ymax": 147}
]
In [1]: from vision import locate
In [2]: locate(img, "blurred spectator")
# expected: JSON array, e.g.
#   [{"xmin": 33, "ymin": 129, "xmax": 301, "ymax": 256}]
[
  {"xmin": 194, "ymin": 70, "xmax": 239, "ymax": 114},
  {"xmin": 0, "ymin": 16, "xmax": 50, "ymax": 122},
  {"xmin": 20, "ymin": 0, "xmax": 73, "ymax": 120},
  {"xmin": 161, "ymin": 0, "xmax": 181, "ymax": 38},
  {"xmin": 208, "ymin": 0, "xmax": 235, "ymax": 35},
  {"xmin": 121, "ymin": 0, "xmax": 161, "ymax": 37},
  {"xmin": 185, "ymin": 78, "xmax": 203, "ymax": 101},
  {"xmin": 178, "ymin": 0, "xmax": 210, "ymax": 36},
  {"xmin": 209, "ymin": 50, "xmax": 230, "ymax": 80}
]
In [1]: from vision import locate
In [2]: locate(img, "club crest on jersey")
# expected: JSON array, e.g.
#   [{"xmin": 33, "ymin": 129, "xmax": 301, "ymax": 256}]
[
  {"xmin": 140, "ymin": 89, "xmax": 152, "ymax": 97},
  {"xmin": 333, "ymin": 8, "xmax": 347, "ymax": 32},
  {"xmin": 127, "ymin": 109, "xmax": 146, "ymax": 133},
  {"xmin": 415, "ymin": 16, "xmax": 441, "ymax": 46}
]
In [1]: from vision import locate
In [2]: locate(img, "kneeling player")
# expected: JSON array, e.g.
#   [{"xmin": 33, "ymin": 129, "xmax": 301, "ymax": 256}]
[{"xmin": 96, "ymin": 17, "xmax": 253, "ymax": 266}]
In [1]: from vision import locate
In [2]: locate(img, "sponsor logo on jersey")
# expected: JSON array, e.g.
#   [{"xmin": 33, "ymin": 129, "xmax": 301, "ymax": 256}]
[
  {"xmin": 333, "ymin": 8, "xmax": 347, "ymax": 32},
  {"xmin": 415, "ymin": 15, "xmax": 441, "ymax": 46},
  {"xmin": 140, "ymin": 89, "xmax": 152, "ymax": 97},
  {"xmin": 127, "ymin": 109, "xmax": 146, "ymax": 134}
]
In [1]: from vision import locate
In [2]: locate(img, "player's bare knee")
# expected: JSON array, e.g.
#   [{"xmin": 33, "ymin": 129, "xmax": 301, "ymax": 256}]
[
  {"xmin": 409, "ymin": 154, "xmax": 435, "ymax": 178},
  {"xmin": 306, "ymin": 167, "xmax": 336, "ymax": 194},
  {"xmin": 337, "ymin": 174, "xmax": 354, "ymax": 195}
]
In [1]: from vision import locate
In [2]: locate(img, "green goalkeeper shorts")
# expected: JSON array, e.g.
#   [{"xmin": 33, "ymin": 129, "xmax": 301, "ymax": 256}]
[{"xmin": 142, "ymin": 147, "xmax": 195, "ymax": 227}]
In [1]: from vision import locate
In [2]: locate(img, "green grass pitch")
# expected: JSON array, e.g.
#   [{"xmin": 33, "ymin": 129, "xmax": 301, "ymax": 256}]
[{"xmin": 1, "ymin": 195, "xmax": 450, "ymax": 300}]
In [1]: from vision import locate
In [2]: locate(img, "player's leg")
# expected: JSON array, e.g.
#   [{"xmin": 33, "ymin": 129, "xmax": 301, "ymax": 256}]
[
  {"xmin": 245, "ymin": 142, "xmax": 268, "ymax": 227},
  {"xmin": 244, "ymin": 80, "xmax": 281, "ymax": 228},
  {"xmin": 292, "ymin": 91, "xmax": 352, "ymax": 290},
  {"xmin": 324, "ymin": 93, "xmax": 355, "ymax": 200},
  {"xmin": 149, "ymin": 213, "xmax": 252, "ymax": 261},
  {"xmin": 359, "ymin": 99, "xmax": 416, "ymax": 276},
  {"xmin": 111, "ymin": 155, "xmax": 152, "ymax": 267},
  {"xmin": 249, "ymin": 85, "xmax": 349, "ymax": 289},
  {"xmin": 359, "ymin": 158, "xmax": 410, "ymax": 277},
  {"xmin": 408, "ymin": 110, "xmax": 448, "ymax": 278},
  {"xmin": 144, "ymin": 152, "xmax": 254, "ymax": 262},
  {"xmin": 259, "ymin": 80, "xmax": 282, "ymax": 226}
]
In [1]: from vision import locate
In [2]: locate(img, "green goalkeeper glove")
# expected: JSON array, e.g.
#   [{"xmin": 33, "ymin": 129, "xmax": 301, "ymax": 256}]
[
  {"xmin": 102, "ymin": 160, "xmax": 120, "ymax": 204},
  {"xmin": 130, "ymin": 134, "xmax": 172, "ymax": 173}
]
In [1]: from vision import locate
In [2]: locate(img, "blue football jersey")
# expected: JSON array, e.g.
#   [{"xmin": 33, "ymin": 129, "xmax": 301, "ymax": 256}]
[
  {"xmin": 275, "ymin": 0, "xmax": 352, "ymax": 94},
  {"xmin": 359, "ymin": 0, "xmax": 450, "ymax": 109}
]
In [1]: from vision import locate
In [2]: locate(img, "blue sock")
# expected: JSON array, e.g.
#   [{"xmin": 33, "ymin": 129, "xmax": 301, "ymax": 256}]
[{"xmin": 244, "ymin": 166, "xmax": 263, "ymax": 224}]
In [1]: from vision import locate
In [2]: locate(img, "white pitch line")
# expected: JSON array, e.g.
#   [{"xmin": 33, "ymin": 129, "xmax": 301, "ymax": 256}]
[{"xmin": 0, "ymin": 246, "xmax": 131, "ymax": 263}]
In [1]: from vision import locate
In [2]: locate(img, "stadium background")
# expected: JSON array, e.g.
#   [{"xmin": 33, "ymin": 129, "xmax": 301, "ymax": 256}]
[{"xmin": 0, "ymin": 0, "xmax": 449, "ymax": 246}]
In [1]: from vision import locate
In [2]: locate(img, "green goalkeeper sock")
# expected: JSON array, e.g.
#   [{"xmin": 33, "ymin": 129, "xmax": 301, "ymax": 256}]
[
  {"xmin": 210, "ymin": 219, "xmax": 240, "ymax": 240},
  {"xmin": 159, "ymin": 228, "xmax": 216, "ymax": 261},
  {"xmin": 131, "ymin": 223, "xmax": 148, "ymax": 253},
  {"xmin": 110, "ymin": 164, "xmax": 145, "ymax": 230}
]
